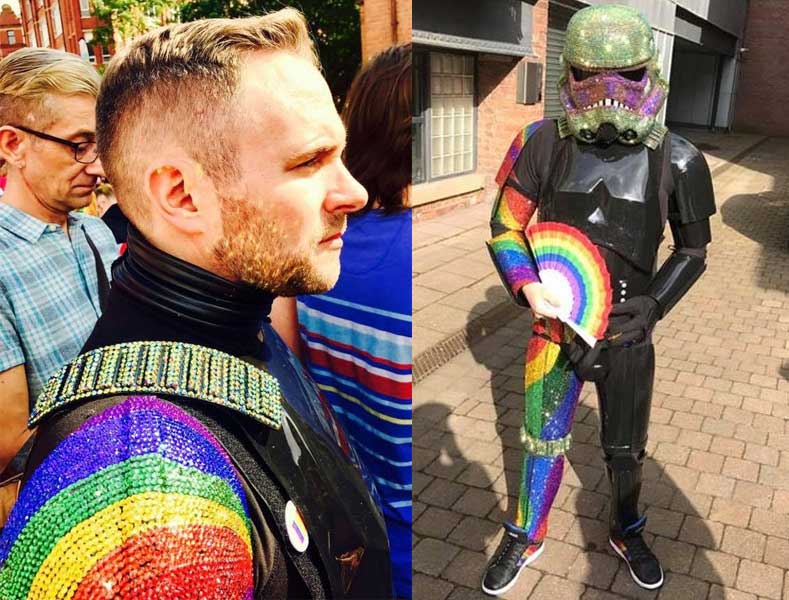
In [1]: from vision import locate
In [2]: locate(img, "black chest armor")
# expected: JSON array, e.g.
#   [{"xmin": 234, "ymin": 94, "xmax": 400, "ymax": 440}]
[{"xmin": 540, "ymin": 139, "xmax": 667, "ymax": 274}]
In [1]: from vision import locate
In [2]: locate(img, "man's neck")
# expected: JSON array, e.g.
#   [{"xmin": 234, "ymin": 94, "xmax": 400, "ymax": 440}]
[{"xmin": 3, "ymin": 179, "xmax": 69, "ymax": 230}]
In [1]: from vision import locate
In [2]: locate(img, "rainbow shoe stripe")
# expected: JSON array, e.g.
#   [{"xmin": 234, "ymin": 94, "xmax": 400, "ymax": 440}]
[
  {"xmin": 0, "ymin": 396, "xmax": 254, "ymax": 600},
  {"xmin": 612, "ymin": 538, "xmax": 631, "ymax": 561},
  {"xmin": 514, "ymin": 328, "xmax": 583, "ymax": 541},
  {"xmin": 516, "ymin": 541, "xmax": 542, "ymax": 568}
]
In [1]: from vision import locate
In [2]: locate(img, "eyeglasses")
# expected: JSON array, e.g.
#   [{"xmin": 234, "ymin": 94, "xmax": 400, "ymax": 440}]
[{"xmin": 11, "ymin": 124, "xmax": 99, "ymax": 164}]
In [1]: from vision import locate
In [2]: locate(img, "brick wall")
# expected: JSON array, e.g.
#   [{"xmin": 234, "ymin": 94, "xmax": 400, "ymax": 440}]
[
  {"xmin": 0, "ymin": 5, "xmax": 24, "ymax": 57},
  {"xmin": 733, "ymin": 0, "xmax": 789, "ymax": 136},
  {"xmin": 360, "ymin": 0, "xmax": 412, "ymax": 62},
  {"xmin": 470, "ymin": 0, "xmax": 549, "ymax": 207},
  {"xmin": 413, "ymin": 189, "xmax": 481, "ymax": 221}
]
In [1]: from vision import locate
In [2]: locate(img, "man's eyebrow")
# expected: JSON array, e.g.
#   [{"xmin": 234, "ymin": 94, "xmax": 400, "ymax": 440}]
[
  {"xmin": 66, "ymin": 129, "xmax": 96, "ymax": 141},
  {"xmin": 285, "ymin": 142, "xmax": 340, "ymax": 165}
]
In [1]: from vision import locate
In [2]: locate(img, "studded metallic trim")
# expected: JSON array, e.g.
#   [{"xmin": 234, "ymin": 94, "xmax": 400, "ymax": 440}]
[
  {"xmin": 31, "ymin": 341, "xmax": 282, "ymax": 430},
  {"xmin": 557, "ymin": 117, "xmax": 667, "ymax": 150},
  {"xmin": 644, "ymin": 123, "xmax": 668, "ymax": 150},
  {"xmin": 520, "ymin": 427, "xmax": 572, "ymax": 456},
  {"xmin": 557, "ymin": 117, "xmax": 571, "ymax": 139}
]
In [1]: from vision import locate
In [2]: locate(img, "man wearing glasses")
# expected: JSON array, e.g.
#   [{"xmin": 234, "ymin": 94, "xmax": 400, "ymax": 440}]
[{"xmin": 0, "ymin": 48, "xmax": 116, "ymax": 474}]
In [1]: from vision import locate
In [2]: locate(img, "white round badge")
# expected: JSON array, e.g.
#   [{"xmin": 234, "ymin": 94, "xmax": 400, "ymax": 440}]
[{"xmin": 285, "ymin": 500, "xmax": 309, "ymax": 553}]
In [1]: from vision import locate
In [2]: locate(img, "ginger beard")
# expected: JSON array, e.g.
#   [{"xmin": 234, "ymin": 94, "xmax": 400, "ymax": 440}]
[{"xmin": 213, "ymin": 195, "xmax": 346, "ymax": 297}]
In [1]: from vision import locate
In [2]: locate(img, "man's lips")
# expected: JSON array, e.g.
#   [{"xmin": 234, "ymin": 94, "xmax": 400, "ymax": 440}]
[{"xmin": 320, "ymin": 231, "xmax": 344, "ymax": 244}]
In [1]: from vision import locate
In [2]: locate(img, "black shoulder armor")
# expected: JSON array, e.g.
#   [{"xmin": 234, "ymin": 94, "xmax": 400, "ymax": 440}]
[{"xmin": 668, "ymin": 133, "xmax": 717, "ymax": 224}]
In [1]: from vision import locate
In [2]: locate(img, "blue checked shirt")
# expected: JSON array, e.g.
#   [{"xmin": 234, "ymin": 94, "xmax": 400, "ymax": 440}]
[{"xmin": 0, "ymin": 202, "xmax": 118, "ymax": 409}]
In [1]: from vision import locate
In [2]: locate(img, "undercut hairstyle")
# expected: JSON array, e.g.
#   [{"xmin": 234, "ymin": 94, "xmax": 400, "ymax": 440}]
[
  {"xmin": 0, "ymin": 48, "xmax": 101, "ymax": 129},
  {"xmin": 342, "ymin": 44, "xmax": 411, "ymax": 214},
  {"xmin": 96, "ymin": 9, "xmax": 317, "ymax": 226}
]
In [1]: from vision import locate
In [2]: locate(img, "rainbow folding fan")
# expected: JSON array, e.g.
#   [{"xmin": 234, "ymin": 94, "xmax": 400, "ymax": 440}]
[{"xmin": 525, "ymin": 222, "xmax": 612, "ymax": 347}]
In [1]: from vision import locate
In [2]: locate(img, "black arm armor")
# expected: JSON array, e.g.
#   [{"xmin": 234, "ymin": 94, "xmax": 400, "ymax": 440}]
[
  {"xmin": 668, "ymin": 134, "xmax": 716, "ymax": 224},
  {"xmin": 646, "ymin": 219, "xmax": 710, "ymax": 317}
]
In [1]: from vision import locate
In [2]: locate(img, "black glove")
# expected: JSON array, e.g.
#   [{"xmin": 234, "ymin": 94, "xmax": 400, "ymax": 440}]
[
  {"xmin": 560, "ymin": 335, "xmax": 608, "ymax": 382},
  {"xmin": 606, "ymin": 296, "xmax": 660, "ymax": 347}
]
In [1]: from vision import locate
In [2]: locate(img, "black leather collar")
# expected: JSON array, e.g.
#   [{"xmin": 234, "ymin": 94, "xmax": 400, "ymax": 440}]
[{"xmin": 111, "ymin": 226, "xmax": 274, "ymax": 336}]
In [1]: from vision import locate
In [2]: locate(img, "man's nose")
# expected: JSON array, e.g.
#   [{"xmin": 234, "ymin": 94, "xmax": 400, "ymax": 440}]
[
  {"xmin": 85, "ymin": 155, "xmax": 106, "ymax": 179},
  {"xmin": 324, "ymin": 162, "xmax": 368, "ymax": 214}
]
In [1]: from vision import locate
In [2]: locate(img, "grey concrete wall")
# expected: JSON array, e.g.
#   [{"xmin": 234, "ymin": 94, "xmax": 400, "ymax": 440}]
[
  {"xmin": 667, "ymin": 50, "xmax": 718, "ymax": 126},
  {"xmin": 676, "ymin": 0, "xmax": 748, "ymax": 38},
  {"xmin": 715, "ymin": 55, "xmax": 739, "ymax": 129},
  {"xmin": 581, "ymin": 0, "xmax": 676, "ymax": 31},
  {"xmin": 413, "ymin": 0, "xmax": 534, "ymax": 50}
]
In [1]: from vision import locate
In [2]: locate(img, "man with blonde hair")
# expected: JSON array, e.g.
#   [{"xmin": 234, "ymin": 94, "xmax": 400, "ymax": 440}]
[
  {"xmin": 0, "ymin": 48, "xmax": 116, "ymax": 474},
  {"xmin": 0, "ymin": 10, "xmax": 392, "ymax": 599}
]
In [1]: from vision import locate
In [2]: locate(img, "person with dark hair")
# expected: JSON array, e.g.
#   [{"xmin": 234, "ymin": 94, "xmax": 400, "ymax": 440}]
[
  {"xmin": 294, "ymin": 43, "xmax": 412, "ymax": 598},
  {"xmin": 0, "ymin": 12, "xmax": 393, "ymax": 598}
]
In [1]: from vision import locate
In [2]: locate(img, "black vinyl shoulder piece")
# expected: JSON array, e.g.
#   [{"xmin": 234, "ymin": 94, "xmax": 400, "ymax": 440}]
[
  {"xmin": 668, "ymin": 133, "xmax": 717, "ymax": 225},
  {"xmin": 26, "ymin": 336, "xmax": 393, "ymax": 599},
  {"xmin": 231, "ymin": 323, "xmax": 393, "ymax": 598}
]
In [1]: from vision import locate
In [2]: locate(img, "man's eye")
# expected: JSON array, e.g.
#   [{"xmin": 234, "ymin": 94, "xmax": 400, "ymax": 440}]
[{"xmin": 298, "ymin": 155, "xmax": 323, "ymax": 169}]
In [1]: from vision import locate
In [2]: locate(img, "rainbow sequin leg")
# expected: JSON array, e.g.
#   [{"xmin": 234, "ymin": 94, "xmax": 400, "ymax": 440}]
[{"xmin": 513, "ymin": 321, "xmax": 583, "ymax": 542}]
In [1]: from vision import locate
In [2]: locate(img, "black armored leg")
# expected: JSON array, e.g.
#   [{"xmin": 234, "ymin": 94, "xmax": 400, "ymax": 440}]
[{"xmin": 595, "ymin": 341, "xmax": 655, "ymax": 535}]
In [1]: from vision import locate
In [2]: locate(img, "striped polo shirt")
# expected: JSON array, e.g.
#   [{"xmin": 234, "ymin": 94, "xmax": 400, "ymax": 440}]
[{"xmin": 297, "ymin": 208, "xmax": 412, "ymax": 598}]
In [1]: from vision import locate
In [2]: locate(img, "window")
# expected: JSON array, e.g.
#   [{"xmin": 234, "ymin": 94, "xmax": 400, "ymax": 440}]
[
  {"xmin": 7, "ymin": 31, "xmax": 15, "ymax": 45},
  {"xmin": 412, "ymin": 49, "xmax": 476, "ymax": 183},
  {"xmin": 38, "ymin": 18, "xmax": 49, "ymax": 47},
  {"xmin": 79, "ymin": 0, "xmax": 90, "ymax": 18},
  {"xmin": 412, "ymin": 52, "xmax": 426, "ymax": 184},
  {"xmin": 51, "ymin": 1, "xmax": 62, "ymax": 37},
  {"xmin": 83, "ymin": 30, "xmax": 95, "ymax": 63}
]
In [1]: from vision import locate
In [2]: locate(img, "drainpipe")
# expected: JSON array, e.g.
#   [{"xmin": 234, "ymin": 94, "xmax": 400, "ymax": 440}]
[{"xmin": 390, "ymin": 0, "xmax": 398, "ymax": 43}]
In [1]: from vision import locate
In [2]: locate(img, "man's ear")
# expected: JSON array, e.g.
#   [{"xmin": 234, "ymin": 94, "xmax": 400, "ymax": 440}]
[
  {"xmin": 145, "ymin": 161, "xmax": 213, "ymax": 235},
  {"xmin": 0, "ymin": 126, "xmax": 26, "ymax": 168}
]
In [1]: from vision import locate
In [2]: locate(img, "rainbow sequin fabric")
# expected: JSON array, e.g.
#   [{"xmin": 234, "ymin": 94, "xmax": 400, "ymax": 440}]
[
  {"xmin": 487, "ymin": 121, "xmax": 549, "ymax": 296},
  {"xmin": 494, "ymin": 119, "xmax": 549, "ymax": 188},
  {"xmin": 0, "ymin": 396, "xmax": 254, "ymax": 599},
  {"xmin": 513, "ymin": 321, "xmax": 583, "ymax": 542}
]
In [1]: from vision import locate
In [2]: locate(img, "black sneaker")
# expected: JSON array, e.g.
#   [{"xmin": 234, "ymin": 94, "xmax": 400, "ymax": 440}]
[
  {"xmin": 609, "ymin": 530, "xmax": 664, "ymax": 589},
  {"xmin": 481, "ymin": 525, "xmax": 544, "ymax": 596}
]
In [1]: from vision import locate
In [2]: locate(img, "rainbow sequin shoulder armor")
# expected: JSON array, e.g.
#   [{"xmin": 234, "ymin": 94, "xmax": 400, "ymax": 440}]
[{"xmin": 0, "ymin": 338, "xmax": 393, "ymax": 599}]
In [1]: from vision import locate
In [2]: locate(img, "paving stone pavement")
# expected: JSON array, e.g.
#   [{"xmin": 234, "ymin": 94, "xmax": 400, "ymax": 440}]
[{"xmin": 412, "ymin": 134, "xmax": 789, "ymax": 600}]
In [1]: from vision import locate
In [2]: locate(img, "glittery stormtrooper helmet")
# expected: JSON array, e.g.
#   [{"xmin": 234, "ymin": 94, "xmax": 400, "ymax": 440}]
[{"xmin": 558, "ymin": 4, "xmax": 669, "ymax": 148}]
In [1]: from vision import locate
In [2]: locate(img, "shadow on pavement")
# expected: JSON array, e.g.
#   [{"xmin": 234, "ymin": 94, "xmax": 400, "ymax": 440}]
[
  {"xmin": 463, "ymin": 287, "xmax": 727, "ymax": 597},
  {"xmin": 720, "ymin": 192, "xmax": 789, "ymax": 295},
  {"xmin": 413, "ymin": 402, "xmax": 498, "ymax": 595},
  {"xmin": 468, "ymin": 288, "xmax": 533, "ymax": 504},
  {"xmin": 567, "ymin": 409, "xmax": 725, "ymax": 597}
]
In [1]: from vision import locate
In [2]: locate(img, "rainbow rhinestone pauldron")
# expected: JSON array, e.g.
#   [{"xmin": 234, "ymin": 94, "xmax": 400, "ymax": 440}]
[
  {"xmin": 31, "ymin": 340, "xmax": 283, "ymax": 430},
  {"xmin": 0, "ymin": 395, "xmax": 256, "ymax": 599}
]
